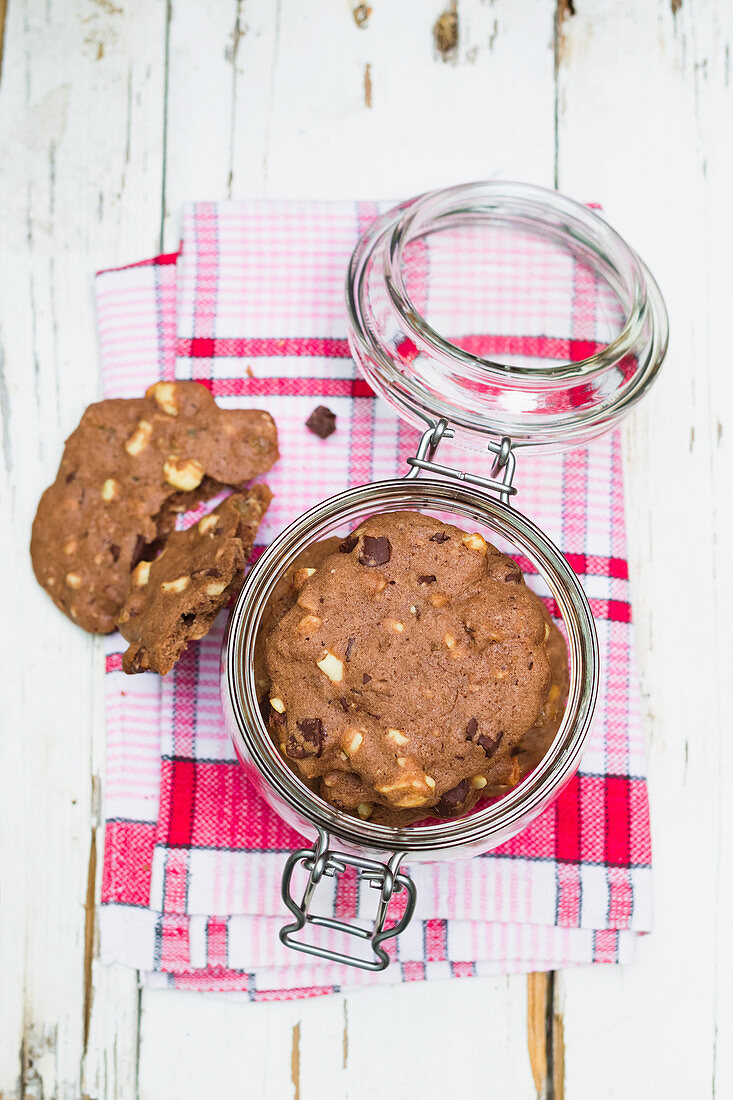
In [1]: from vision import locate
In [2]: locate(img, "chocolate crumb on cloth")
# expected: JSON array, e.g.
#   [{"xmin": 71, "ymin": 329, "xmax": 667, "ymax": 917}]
[
  {"xmin": 117, "ymin": 485, "xmax": 272, "ymax": 675},
  {"xmin": 31, "ymin": 381, "xmax": 278, "ymax": 633},
  {"xmin": 264, "ymin": 510, "xmax": 568, "ymax": 827},
  {"xmin": 305, "ymin": 405, "xmax": 337, "ymax": 439}
]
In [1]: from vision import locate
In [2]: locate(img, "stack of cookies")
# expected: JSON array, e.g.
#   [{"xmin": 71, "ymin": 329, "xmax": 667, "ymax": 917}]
[{"xmin": 31, "ymin": 381, "xmax": 277, "ymax": 675}]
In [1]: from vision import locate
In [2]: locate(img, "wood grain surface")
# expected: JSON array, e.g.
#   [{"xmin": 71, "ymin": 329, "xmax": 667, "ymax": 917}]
[{"xmin": 0, "ymin": 2, "xmax": 730, "ymax": 1097}]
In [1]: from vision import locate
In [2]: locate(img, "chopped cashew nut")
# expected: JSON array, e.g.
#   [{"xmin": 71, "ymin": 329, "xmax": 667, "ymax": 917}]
[
  {"xmin": 148, "ymin": 381, "xmax": 179, "ymax": 416},
  {"xmin": 163, "ymin": 456, "xmax": 205, "ymax": 492},
  {"xmin": 462, "ymin": 532, "xmax": 487, "ymax": 553},
  {"xmin": 297, "ymin": 615, "xmax": 322, "ymax": 634},
  {"xmin": 101, "ymin": 478, "xmax": 118, "ymax": 501},
  {"xmin": 124, "ymin": 419, "xmax": 152, "ymax": 456},
  {"xmin": 205, "ymin": 581, "xmax": 228, "ymax": 596},
  {"xmin": 316, "ymin": 651, "xmax": 345, "ymax": 682},
  {"xmin": 342, "ymin": 729, "xmax": 364, "ymax": 755},
  {"xmin": 293, "ymin": 567, "xmax": 316, "ymax": 589},
  {"xmin": 198, "ymin": 514, "xmax": 219, "ymax": 535},
  {"xmin": 161, "ymin": 575, "xmax": 190, "ymax": 594},
  {"xmin": 132, "ymin": 561, "xmax": 151, "ymax": 587}
]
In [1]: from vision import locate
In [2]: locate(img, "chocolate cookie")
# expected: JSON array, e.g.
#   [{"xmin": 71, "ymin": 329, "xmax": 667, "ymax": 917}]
[
  {"xmin": 254, "ymin": 537, "xmax": 342, "ymax": 702},
  {"xmin": 31, "ymin": 382, "xmax": 278, "ymax": 633},
  {"xmin": 358, "ymin": 611, "xmax": 568, "ymax": 827},
  {"xmin": 117, "ymin": 485, "xmax": 272, "ymax": 674},
  {"xmin": 265, "ymin": 510, "xmax": 566, "ymax": 826}
]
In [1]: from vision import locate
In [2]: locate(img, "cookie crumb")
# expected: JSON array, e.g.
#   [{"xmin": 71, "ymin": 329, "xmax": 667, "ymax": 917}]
[{"xmin": 306, "ymin": 405, "xmax": 337, "ymax": 439}]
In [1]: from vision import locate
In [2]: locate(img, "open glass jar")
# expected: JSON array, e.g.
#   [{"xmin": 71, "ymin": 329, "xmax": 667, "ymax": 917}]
[{"xmin": 221, "ymin": 182, "xmax": 668, "ymax": 971}]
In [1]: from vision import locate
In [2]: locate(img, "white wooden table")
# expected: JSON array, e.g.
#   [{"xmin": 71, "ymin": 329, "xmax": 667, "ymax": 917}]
[{"xmin": 1, "ymin": 1, "xmax": 730, "ymax": 1096}]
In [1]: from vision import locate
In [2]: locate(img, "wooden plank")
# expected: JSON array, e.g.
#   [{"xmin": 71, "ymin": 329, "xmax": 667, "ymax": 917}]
[
  {"xmin": 4, "ymin": 0, "xmax": 728, "ymax": 1096},
  {"xmin": 138, "ymin": 990, "xmax": 330, "ymax": 1100},
  {"xmin": 234, "ymin": 0, "xmax": 558, "ymax": 200},
  {"xmin": 341, "ymin": 977, "xmax": 537, "ymax": 1097},
  {"xmin": 555, "ymin": 1, "xmax": 733, "ymax": 1096},
  {"xmin": 0, "ymin": 0, "xmax": 7, "ymax": 83},
  {"xmin": 135, "ymin": 1, "xmax": 559, "ymax": 1096},
  {"xmin": 141, "ymin": 2, "xmax": 560, "ymax": 1097},
  {"xmin": 0, "ymin": 0, "xmax": 166, "ymax": 1095},
  {"xmin": 140, "ymin": 978, "xmax": 539, "ymax": 1099},
  {"xmin": 164, "ymin": 0, "xmax": 561, "ymax": 223},
  {"xmin": 161, "ymin": 0, "xmax": 255, "ymax": 247},
  {"xmin": 527, "ymin": 973, "xmax": 550, "ymax": 1095},
  {"xmin": 527, "ymin": 972, "xmax": 565, "ymax": 1100}
]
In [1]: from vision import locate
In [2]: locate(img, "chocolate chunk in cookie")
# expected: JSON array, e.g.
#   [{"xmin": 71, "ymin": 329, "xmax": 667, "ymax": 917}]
[
  {"xmin": 31, "ymin": 382, "xmax": 278, "ymax": 633},
  {"xmin": 433, "ymin": 778, "xmax": 471, "ymax": 817},
  {"xmin": 286, "ymin": 718, "xmax": 325, "ymax": 759},
  {"xmin": 117, "ymin": 485, "xmax": 272, "ymax": 674},
  {"xmin": 359, "ymin": 535, "xmax": 391, "ymax": 567},
  {"xmin": 265, "ymin": 510, "xmax": 567, "ymax": 826}
]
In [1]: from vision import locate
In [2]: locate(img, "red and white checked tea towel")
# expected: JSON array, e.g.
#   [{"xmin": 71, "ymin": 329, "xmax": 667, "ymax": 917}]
[{"xmin": 96, "ymin": 200, "xmax": 652, "ymax": 999}]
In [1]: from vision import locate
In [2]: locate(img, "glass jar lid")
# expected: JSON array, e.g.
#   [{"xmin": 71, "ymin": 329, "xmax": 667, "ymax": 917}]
[{"xmin": 346, "ymin": 181, "xmax": 669, "ymax": 450}]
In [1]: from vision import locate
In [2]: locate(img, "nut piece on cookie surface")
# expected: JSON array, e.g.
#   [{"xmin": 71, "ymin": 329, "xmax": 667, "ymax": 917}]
[
  {"xmin": 160, "ymin": 575, "xmax": 190, "ymax": 594},
  {"xmin": 462, "ymin": 531, "xmax": 487, "ymax": 553},
  {"xmin": 316, "ymin": 651, "xmax": 345, "ymax": 682},
  {"xmin": 117, "ymin": 484, "xmax": 271, "ymax": 675},
  {"xmin": 263, "ymin": 509, "xmax": 568, "ymax": 828},
  {"xmin": 125, "ymin": 419, "xmax": 153, "ymax": 456},
  {"xmin": 293, "ymin": 567, "xmax": 317, "ymax": 589},
  {"xmin": 163, "ymin": 456, "xmax": 205, "ymax": 492},
  {"xmin": 146, "ymin": 381, "xmax": 179, "ymax": 417},
  {"xmin": 101, "ymin": 478, "xmax": 118, "ymax": 502},
  {"xmin": 30, "ymin": 383, "xmax": 279, "ymax": 634},
  {"xmin": 341, "ymin": 728, "xmax": 364, "ymax": 756},
  {"xmin": 198, "ymin": 514, "xmax": 219, "ymax": 535},
  {"xmin": 132, "ymin": 560, "xmax": 151, "ymax": 587}
]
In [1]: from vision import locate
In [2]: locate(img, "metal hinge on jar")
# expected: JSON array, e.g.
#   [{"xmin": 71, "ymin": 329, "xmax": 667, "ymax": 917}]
[
  {"xmin": 280, "ymin": 830, "xmax": 417, "ymax": 971},
  {"xmin": 405, "ymin": 419, "xmax": 517, "ymax": 506}
]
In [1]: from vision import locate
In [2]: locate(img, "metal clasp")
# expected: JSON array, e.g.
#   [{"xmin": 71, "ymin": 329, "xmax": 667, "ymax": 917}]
[
  {"xmin": 280, "ymin": 830, "xmax": 417, "ymax": 971},
  {"xmin": 405, "ymin": 419, "xmax": 517, "ymax": 506}
]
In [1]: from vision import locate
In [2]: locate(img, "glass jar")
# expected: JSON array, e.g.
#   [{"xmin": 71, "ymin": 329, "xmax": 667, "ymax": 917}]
[{"xmin": 221, "ymin": 182, "xmax": 668, "ymax": 971}]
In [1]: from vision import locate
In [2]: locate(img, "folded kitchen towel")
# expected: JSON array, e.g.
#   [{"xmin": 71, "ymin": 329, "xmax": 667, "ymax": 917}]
[{"xmin": 96, "ymin": 200, "xmax": 652, "ymax": 999}]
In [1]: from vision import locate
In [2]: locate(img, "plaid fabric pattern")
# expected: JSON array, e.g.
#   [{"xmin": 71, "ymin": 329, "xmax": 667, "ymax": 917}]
[{"xmin": 96, "ymin": 201, "xmax": 652, "ymax": 998}]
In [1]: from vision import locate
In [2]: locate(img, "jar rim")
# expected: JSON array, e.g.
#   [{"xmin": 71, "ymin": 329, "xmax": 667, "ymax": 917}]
[
  {"xmin": 223, "ymin": 481, "xmax": 600, "ymax": 857},
  {"xmin": 346, "ymin": 181, "xmax": 669, "ymax": 450}
]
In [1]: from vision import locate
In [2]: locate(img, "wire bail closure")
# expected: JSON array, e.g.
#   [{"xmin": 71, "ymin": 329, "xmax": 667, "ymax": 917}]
[
  {"xmin": 280, "ymin": 830, "xmax": 417, "ymax": 971},
  {"xmin": 405, "ymin": 419, "xmax": 517, "ymax": 506}
]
